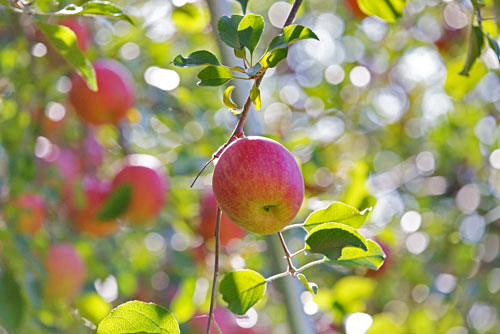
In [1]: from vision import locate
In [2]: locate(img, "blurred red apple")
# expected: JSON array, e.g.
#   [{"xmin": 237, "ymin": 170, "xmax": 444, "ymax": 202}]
[
  {"xmin": 44, "ymin": 243, "xmax": 86, "ymax": 300},
  {"xmin": 10, "ymin": 193, "xmax": 45, "ymax": 235},
  {"xmin": 69, "ymin": 59, "xmax": 135, "ymax": 125},
  {"xmin": 111, "ymin": 160, "xmax": 168, "ymax": 224},
  {"xmin": 72, "ymin": 176, "xmax": 119, "ymax": 237},
  {"xmin": 82, "ymin": 132, "xmax": 105, "ymax": 170},
  {"xmin": 345, "ymin": 0, "xmax": 366, "ymax": 18},
  {"xmin": 199, "ymin": 189, "xmax": 246, "ymax": 246},
  {"xmin": 212, "ymin": 136, "xmax": 304, "ymax": 234},
  {"xmin": 60, "ymin": 18, "xmax": 91, "ymax": 52}
]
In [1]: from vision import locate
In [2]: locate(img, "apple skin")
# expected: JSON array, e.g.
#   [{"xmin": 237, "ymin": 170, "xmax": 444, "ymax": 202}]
[
  {"xmin": 44, "ymin": 243, "xmax": 86, "ymax": 300},
  {"xmin": 111, "ymin": 165, "xmax": 168, "ymax": 224},
  {"xmin": 72, "ymin": 176, "xmax": 119, "ymax": 237},
  {"xmin": 10, "ymin": 193, "xmax": 45, "ymax": 235},
  {"xmin": 59, "ymin": 18, "xmax": 91, "ymax": 52},
  {"xmin": 69, "ymin": 59, "xmax": 135, "ymax": 125},
  {"xmin": 199, "ymin": 190, "xmax": 246, "ymax": 246},
  {"xmin": 212, "ymin": 136, "xmax": 304, "ymax": 235}
]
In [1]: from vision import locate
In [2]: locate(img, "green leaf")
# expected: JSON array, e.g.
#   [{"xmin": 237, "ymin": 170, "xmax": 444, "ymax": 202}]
[
  {"xmin": 223, "ymin": 85, "xmax": 239, "ymax": 110},
  {"xmin": 0, "ymin": 270, "xmax": 25, "ymax": 332},
  {"xmin": 329, "ymin": 239, "xmax": 386, "ymax": 270},
  {"xmin": 487, "ymin": 34, "xmax": 500, "ymax": 61},
  {"xmin": 236, "ymin": 0, "xmax": 249, "ymax": 14},
  {"xmin": 250, "ymin": 84, "xmax": 261, "ymax": 110},
  {"xmin": 297, "ymin": 274, "xmax": 318, "ymax": 295},
  {"xmin": 55, "ymin": 1, "xmax": 133, "ymax": 24},
  {"xmin": 218, "ymin": 15, "xmax": 243, "ymax": 49},
  {"xmin": 197, "ymin": 66, "xmax": 233, "ymax": 86},
  {"xmin": 357, "ymin": 0, "xmax": 406, "ymax": 23},
  {"xmin": 170, "ymin": 277, "xmax": 196, "ymax": 323},
  {"xmin": 36, "ymin": 22, "xmax": 97, "ymax": 91},
  {"xmin": 305, "ymin": 222, "xmax": 368, "ymax": 260},
  {"xmin": 234, "ymin": 48, "xmax": 246, "ymax": 59},
  {"xmin": 237, "ymin": 14, "xmax": 264, "ymax": 54},
  {"xmin": 261, "ymin": 25, "xmax": 319, "ymax": 68},
  {"xmin": 219, "ymin": 269, "xmax": 267, "ymax": 315},
  {"xmin": 460, "ymin": 26, "xmax": 484, "ymax": 76},
  {"xmin": 97, "ymin": 300, "xmax": 180, "ymax": 334},
  {"xmin": 268, "ymin": 25, "xmax": 319, "ymax": 51},
  {"xmin": 173, "ymin": 50, "xmax": 220, "ymax": 67},
  {"xmin": 304, "ymin": 201, "xmax": 371, "ymax": 231},
  {"xmin": 96, "ymin": 184, "xmax": 132, "ymax": 221}
]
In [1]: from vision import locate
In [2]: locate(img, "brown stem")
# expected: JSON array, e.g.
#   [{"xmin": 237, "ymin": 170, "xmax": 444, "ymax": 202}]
[
  {"xmin": 278, "ymin": 232, "xmax": 297, "ymax": 274},
  {"xmin": 206, "ymin": 206, "xmax": 222, "ymax": 334},
  {"xmin": 283, "ymin": 0, "xmax": 303, "ymax": 27}
]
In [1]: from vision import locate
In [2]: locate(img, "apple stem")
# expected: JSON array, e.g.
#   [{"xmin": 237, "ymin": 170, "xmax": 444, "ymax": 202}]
[
  {"xmin": 280, "ymin": 223, "xmax": 306, "ymax": 232},
  {"xmin": 206, "ymin": 206, "xmax": 222, "ymax": 334},
  {"xmin": 278, "ymin": 232, "xmax": 297, "ymax": 274},
  {"xmin": 190, "ymin": 0, "xmax": 303, "ymax": 188}
]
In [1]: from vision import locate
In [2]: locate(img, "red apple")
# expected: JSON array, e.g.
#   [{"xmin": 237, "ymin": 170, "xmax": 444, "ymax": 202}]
[
  {"xmin": 44, "ymin": 243, "xmax": 86, "ymax": 300},
  {"xmin": 72, "ymin": 176, "xmax": 119, "ymax": 237},
  {"xmin": 199, "ymin": 189, "xmax": 246, "ymax": 246},
  {"xmin": 10, "ymin": 193, "xmax": 45, "ymax": 235},
  {"xmin": 212, "ymin": 136, "xmax": 304, "ymax": 234},
  {"xmin": 69, "ymin": 59, "xmax": 135, "ymax": 125},
  {"xmin": 345, "ymin": 0, "xmax": 366, "ymax": 19},
  {"xmin": 60, "ymin": 18, "xmax": 91, "ymax": 52},
  {"xmin": 82, "ymin": 132, "xmax": 105, "ymax": 170},
  {"xmin": 111, "ymin": 159, "xmax": 168, "ymax": 224}
]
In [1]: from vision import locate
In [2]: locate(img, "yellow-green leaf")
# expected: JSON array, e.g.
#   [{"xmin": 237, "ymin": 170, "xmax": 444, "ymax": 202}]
[
  {"xmin": 357, "ymin": 0, "xmax": 406, "ymax": 23},
  {"xmin": 219, "ymin": 269, "xmax": 266, "ymax": 315},
  {"xmin": 329, "ymin": 239, "xmax": 386, "ymax": 270},
  {"xmin": 36, "ymin": 22, "xmax": 97, "ymax": 91},
  {"xmin": 223, "ymin": 85, "xmax": 239, "ymax": 110},
  {"xmin": 250, "ymin": 85, "xmax": 261, "ymax": 110}
]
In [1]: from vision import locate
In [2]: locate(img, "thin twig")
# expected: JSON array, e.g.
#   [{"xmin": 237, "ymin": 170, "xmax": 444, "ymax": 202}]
[
  {"xmin": 283, "ymin": 0, "xmax": 303, "ymax": 27},
  {"xmin": 290, "ymin": 248, "xmax": 306, "ymax": 258},
  {"xmin": 278, "ymin": 231, "xmax": 296, "ymax": 274},
  {"xmin": 280, "ymin": 223, "xmax": 305, "ymax": 232},
  {"xmin": 296, "ymin": 257, "xmax": 327, "ymax": 273},
  {"xmin": 266, "ymin": 271, "xmax": 290, "ymax": 282},
  {"xmin": 206, "ymin": 207, "xmax": 222, "ymax": 334}
]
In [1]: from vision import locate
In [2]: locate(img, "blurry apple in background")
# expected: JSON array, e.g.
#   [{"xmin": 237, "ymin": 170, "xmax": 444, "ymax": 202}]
[
  {"xmin": 59, "ymin": 18, "xmax": 92, "ymax": 52},
  {"xmin": 345, "ymin": 0, "xmax": 366, "ymax": 19},
  {"xmin": 82, "ymin": 131, "xmax": 105, "ymax": 171},
  {"xmin": 188, "ymin": 307, "xmax": 267, "ymax": 334},
  {"xmin": 212, "ymin": 136, "xmax": 304, "ymax": 235},
  {"xmin": 111, "ymin": 155, "xmax": 168, "ymax": 224},
  {"xmin": 71, "ymin": 176, "xmax": 119, "ymax": 237},
  {"xmin": 44, "ymin": 243, "xmax": 86, "ymax": 300},
  {"xmin": 69, "ymin": 59, "xmax": 135, "ymax": 125},
  {"xmin": 9, "ymin": 193, "xmax": 45, "ymax": 235},
  {"xmin": 199, "ymin": 189, "xmax": 246, "ymax": 246}
]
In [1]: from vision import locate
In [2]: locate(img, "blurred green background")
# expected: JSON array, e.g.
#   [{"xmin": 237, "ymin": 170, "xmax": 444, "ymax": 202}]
[{"xmin": 1, "ymin": 0, "xmax": 500, "ymax": 333}]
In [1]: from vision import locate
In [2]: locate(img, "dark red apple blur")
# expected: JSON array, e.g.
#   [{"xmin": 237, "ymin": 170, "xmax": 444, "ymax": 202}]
[
  {"xmin": 212, "ymin": 136, "xmax": 304, "ymax": 234},
  {"xmin": 60, "ymin": 18, "xmax": 91, "ymax": 52},
  {"xmin": 72, "ymin": 176, "xmax": 119, "ymax": 237},
  {"xmin": 112, "ymin": 164, "xmax": 168, "ymax": 224},
  {"xmin": 44, "ymin": 243, "xmax": 86, "ymax": 300},
  {"xmin": 345, "ymin": 0, "xmax": 366, "ymax": 18},
  {"xmin": 199, "ymin": 189, "xmax": 246, "ymax": 246},
  {"xmin": 10, "ymin": 193, "xmax": 45, "ymax": 235},
  {"xmin": 69, "ymin": 59, "xmax": 135, "ymax": 125}
]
